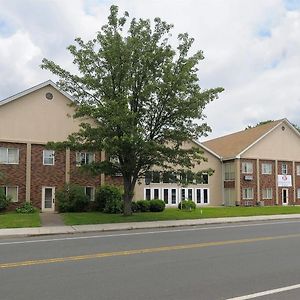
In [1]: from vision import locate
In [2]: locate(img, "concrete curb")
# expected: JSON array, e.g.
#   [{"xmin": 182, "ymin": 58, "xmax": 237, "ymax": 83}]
[{"xmin": 2, "ymin": 213, "xmax": 300, "ymax": 239}]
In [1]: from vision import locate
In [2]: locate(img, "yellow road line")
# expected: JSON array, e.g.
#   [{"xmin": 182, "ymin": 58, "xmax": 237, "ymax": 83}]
[{"xmin": 1, "ymin": 233, "xmax": 300, "ymax": 269}]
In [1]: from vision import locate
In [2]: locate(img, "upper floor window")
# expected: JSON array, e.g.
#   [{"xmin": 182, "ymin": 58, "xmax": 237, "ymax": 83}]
[
  {"xmin": 281, "ymin": 163, "xmax": 288, "ymax": 175},
  {"xmin": 43, "ymin": 150, "xmax": 55, "ymax": 165},
  {"xmin": 242, "ymin": 162, "xmax": 253, "ymax": 174},
  {"xmin": 76, "ymin": 152, "xmax": 95, "ymax": 166},
  {"xmin": 296, "ymin": 165, "xmax": 300, "ymax": 176},
  {"xmin": 0, "ymin": 186, "xmax": 18, "ymax": 202},
  {"xmin": 0, "ymin": 147, "xmax": 19, "ymax": 164},
  {"xmin": 224, "ymin": 162, "xmax": 235, "ymax": 180},
  {"xmin": 262, "ymin": 163, "xmax": 272, "ymax": 175}
]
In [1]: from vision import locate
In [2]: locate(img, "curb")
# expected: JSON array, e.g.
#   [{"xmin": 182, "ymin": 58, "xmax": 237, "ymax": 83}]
[{"xmin": 1, "ymin": 214, "xmax": 300, "ymax": 239}]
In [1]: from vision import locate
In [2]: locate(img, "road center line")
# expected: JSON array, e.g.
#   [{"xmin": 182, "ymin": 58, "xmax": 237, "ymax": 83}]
[
  {"xmin": 1, "ymin": 232, "xmax": 300, "ymax": 269},
  {"xmin": 1, "ymin": 220, "xmax": 300, "ymax": 246},
  {"xmin": 226, "ymin": 283, "xmax": 300, "ymax": 299}
]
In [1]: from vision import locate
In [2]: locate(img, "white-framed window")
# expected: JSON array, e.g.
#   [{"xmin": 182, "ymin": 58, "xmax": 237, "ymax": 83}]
[
  {"xmin": 297, "ymin": 188, "xmax": 300, "ymax": 199},
  {"xmin": 262, "ymin": 188, "xmax": 272, "ymax": 200},
  {"xmin": 145, "ymin": 188, "xmax": 151, "ymax": 200},
  {"xmin": 0, "ymin": 186, "xmax": 18, "ymax": 202},
  {"xmin": 224, "ymin": 162, "xmax": 235, "ymax": 180},
  {"xmin": 76, "ymin": 152, "xmax": 95, "ymax": 166},
  {"xmin": 296, "ymin": 165, "xmax": 300, "ymax": 176},
  {"xmin": 0, "ymin": 147, "xmax": 19, "ymax": 164},
  {"xmin": 171, "ymin": 188, "xmax": 177, "ymax": 204},
  {"xmin": 242, "ymin": 188, "xmax": 253, "ymax": 200},
  {"xmin": 242, "ymin": 162, "xmax": 253, "ymax": 174},
  {"xmin": 84, "ymin": 186, "xmax": 95, "ymax": 201},
  {"xmin": 195, "ymin": 188, "xmax": 209, "ymax": 204},
  {"xmin": 261, "ymin": 163, "xmax": 272, "ymax": 175},
  {"xmin": 43, "ymin": 150, "xmax": 55, "ymax": 165},
  {"xmin": 180, "ymin": 188, "xmax": 194, "ymax": 201},
  {"xmin": 282, "ymin": 163, "xmax": 288, "ymax": 175}
]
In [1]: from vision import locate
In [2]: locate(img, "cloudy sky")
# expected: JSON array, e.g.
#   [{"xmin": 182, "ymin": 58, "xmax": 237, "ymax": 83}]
[{"xmin": 0, "ymin": 0, "xmax": 299, "ymax": 140}]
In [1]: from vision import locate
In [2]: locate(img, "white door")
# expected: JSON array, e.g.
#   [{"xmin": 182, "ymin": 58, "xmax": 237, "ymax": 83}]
[
  {"xmin": 282, "ymin": 188, "xmax": 289, "ymax": 206},
  {"xmin": 42, "ymin": 187, "xmax": 55, "ymax": 212}
]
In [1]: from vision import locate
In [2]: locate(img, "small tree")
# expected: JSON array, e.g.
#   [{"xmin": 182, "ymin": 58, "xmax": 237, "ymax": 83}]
[{"xmin": 41, "ymin": 6, "xmax": 223, "ymax": 215}]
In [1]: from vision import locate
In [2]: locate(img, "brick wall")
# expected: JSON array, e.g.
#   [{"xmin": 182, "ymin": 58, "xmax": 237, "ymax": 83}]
[
  {"xmin": 240, "ymin": 159, "xmax": 257, "ymax": 206},
  {"xmin": 295, "ymin": 162, "xmax": 300, "ymax": 205},
  {"xmin": 30, "ymin": 144, "xmax": 66, "ymax": 209},
  {"xmin": 69, "ymin": 151, "xmax": 102, "ymax": 188},
  {"xmin": 0, "ymin": 142, "xmax": 26, "ymax": 210},
  {"xmin": 259, "ymin": 160, "xmax": 276, "ymax": 206}
]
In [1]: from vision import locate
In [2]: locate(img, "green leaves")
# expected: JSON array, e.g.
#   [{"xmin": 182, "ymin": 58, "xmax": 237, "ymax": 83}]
[{"xmin": 41, "ymin": 5, "xmax": 223, "ymax": 213}]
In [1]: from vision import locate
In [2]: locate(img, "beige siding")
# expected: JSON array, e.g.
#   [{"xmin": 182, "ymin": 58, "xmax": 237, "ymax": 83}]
[
  {"xmin": 134, "ymin": 141, "xmax": 223, "ymax": 206},
  {"xmin": 241, "ymin": 122, "xmax": 300, "ymax": 161},
  {"xmin": 0, "ymin": 85, "xmax": 88, "ymax": 143}
]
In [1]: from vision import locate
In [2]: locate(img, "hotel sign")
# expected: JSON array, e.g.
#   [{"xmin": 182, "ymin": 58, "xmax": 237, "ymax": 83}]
[{"xmin": 278, "ymin": 175, "xmax": 292, "ymax": 187}]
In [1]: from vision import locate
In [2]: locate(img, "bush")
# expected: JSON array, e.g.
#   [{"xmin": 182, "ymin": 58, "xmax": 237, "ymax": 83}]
[
  {"xmin": 178, "ymin": 200, "xmax": 196, "ymax": 210},
  {"xmin": 136, "ymin": 200, "xmax": 150, "ymax": 212},
  {"xmin": 95, "ymin": 185, "xmax": 123, "ymax": 214},
  {"xmin": 149, "ymin": 199, "xmax": 165, "ymax": 212},
  {"xmin": 56, "ymin": 184, "xmax": 89, "ymax": 212},
  {"xmin": 131, "ymin": 201, "xmax": 139, "ymax": 213},
  {"xmin": 0, "ymin": 189, "xmax": 10, "ymax": 211},
  {"xmin": 16, "ymin": 202, "xmax": 36, "ymax": 213}
]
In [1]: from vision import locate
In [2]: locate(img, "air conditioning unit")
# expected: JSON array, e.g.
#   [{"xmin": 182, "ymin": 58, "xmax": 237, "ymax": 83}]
[{"xmin": 244, "ymin": 175, "xmax": 253, "ymax": 181}]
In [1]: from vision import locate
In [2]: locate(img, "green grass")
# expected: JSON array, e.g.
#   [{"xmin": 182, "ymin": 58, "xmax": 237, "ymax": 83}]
[
  {"xmin": 63, "ymin": 206, "xmax": 300, "ymax": 226},
  {"xmin": 0, "ymin": 212, "xmax": 41, "ymax": 228}
]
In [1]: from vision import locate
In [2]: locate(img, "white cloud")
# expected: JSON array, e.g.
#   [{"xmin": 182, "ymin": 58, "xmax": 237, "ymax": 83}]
[{"xmin": 0, "ymin": 0, "xmax": 299, "ymax": 139}]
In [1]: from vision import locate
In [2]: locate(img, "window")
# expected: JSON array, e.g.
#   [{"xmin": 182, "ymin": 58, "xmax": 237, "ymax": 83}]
[
  {"xmin": 262, "ymin": 188, "xmax": 272, "ymax": 200},
  {"xmin": 224, "ymin": 163, "xmax": 235, "ymax": 180},
  {"xmin": 203, "ymin": 189, "xmax": 209, "ymax": 204},
  {"xmin": 76, "ymin": 152, "xmax": 95, "ymax": 166},
  {"xmin": 297, "ymin": 165, "xmax": 300, "ymax": 176},
  {"xmin": 242, "ymin": 188, "xmax": 253, "ymax": 200},
  {"xmin": 196, "ymin": 189, "xmax": 201, "ymax": 204},
  {"xmin": 0, "ymin": 147, "xmax": 19, "ymax": 164},
  {"xmin": 43, "ymin": 150, "xmax": 55, "ymax": 165},
  {"xmin": 152, "ymin": 172, "xmax": 160, "ymax": 183},
  {"xmin": 282, "ymin": 163, "xmax": 288, "ymax": 175},
  {"xmin": 187, "ymin": 189, "xmax": 193, "ymax": 200},
  {"xmin": 84, "ymin": 187, "xmax": 95, "ymax": 201},
  {"xmin": 163, "ymin": 189, "xmax": 169, "ymax": 204},
  {"xmin": 145, "ymin": 188, "xmax": 151, "ymax": 200},
  {"xmin": 181, "ymin": 189, "xmax": 186, "ymax": 201},
  {"xmin": 0, "ymin": 186, "xmax": 18, "ymax": 202},
  {"xmin": 262, "ymin": 163, "xmax": 272, "ymax": 175},
  {"xmin": 171, "ymin": 189, "xmax": 177, "ymax": 204},
  {"xmin": 297, "ymin": 188, "xmax": 300, "ymax": 199},
  {"xmin": 153, "ymin": 188, "xmax": 159, "ymax": 199},
  {"xmin": 196, "ymin": 173, "xmax": 208, "ymax": 184},
  {"xmin": 242, "ymin": 162, "xmax": 253, "ymax": 174}
]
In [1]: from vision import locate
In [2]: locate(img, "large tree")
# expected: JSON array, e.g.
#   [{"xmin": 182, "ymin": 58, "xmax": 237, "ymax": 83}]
[{"xmin": 41, "ymin": 6, "xmax": 223, "ymax": 215}]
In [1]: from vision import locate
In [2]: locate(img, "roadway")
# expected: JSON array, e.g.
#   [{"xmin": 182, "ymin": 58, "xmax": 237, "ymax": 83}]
[{"xmin": 1, "ymin": 219, "xmax": 300, "ymax": 299}]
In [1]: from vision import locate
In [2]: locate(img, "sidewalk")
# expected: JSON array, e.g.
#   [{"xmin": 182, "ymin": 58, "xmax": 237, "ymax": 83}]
[{"xmin": 1, "ymin": 213, "xmax": 300, "ymax": 238}]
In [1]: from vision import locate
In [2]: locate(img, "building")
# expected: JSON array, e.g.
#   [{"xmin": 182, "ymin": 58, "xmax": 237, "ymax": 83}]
[{"xmin": 1, "ymin": 81, "xmax": 300, "ymax": 210}]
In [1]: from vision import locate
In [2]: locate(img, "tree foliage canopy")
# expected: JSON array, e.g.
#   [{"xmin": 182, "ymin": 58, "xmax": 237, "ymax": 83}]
[{"xmin": 41, "ymin": 5, "xmax": 223, "ymax": 214}]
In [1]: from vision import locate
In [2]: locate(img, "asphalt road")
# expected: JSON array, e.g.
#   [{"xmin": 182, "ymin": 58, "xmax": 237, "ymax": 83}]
[{"xmin": 1, "ymin": 219, "xmax": 300, "ymax": 300}]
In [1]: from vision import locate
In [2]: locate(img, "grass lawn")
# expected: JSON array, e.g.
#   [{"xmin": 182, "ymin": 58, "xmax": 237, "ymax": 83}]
[
  {"xmin": 63, "ymin": 206, "xmax": 300, "ymax": 226},
  {"xmin": 0, "ymin": 212, "xmax": 41, "ymax": 229}
]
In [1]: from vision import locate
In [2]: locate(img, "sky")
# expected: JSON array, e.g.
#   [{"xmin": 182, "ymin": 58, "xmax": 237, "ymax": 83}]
[{"xmin": 0, "ymin": 0, "xmax": 299, "ymax": 140}]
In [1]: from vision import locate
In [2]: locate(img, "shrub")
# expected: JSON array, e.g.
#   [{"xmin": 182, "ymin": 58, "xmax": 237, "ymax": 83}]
[
  {"xmin": 178, "ymin": 200, "xmax": 196, "ymax": 210},
  {"xmin": 95, "ymin": 185, "xmax": 123, "ymax": 213},
  {"xmin": 0, "ymin": 189, "xmax": 10, "ymax": 211},
  {"xmin": 131, "ymin": 201, "xmax": 139, "ymax": 213},
  {"xmin": 136, "ymin": 200, "xmax": 150, "ymax": 212},
  {"xmin": 149, "ymin": 199, "xmax": 165, "ymax": 212},
  {"xmin": 56, "ymin": 184, "xmax": 89, "ymax": 212},
  {"xmin": 16, "ymin": 202, "xmax": 36, "ymax": 213}
]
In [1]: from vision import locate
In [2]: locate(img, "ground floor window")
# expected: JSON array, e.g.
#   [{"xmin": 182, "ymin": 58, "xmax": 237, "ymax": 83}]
[
  {"xmin": 0, "ymin": 186, "xmax": 18, "ymax": 202},
  {"xmin": 144, "ymin": 187, "xmax": 209, "ymax": 205},
  {"xmin": 262, "ymin": 188, "xmax": 272, "ymax": 200},
  {"xmin": 242, "ymin": 188, "xmax": 253, "ymax": 200},
  {"xmin": 84, "ymin": 187, "xmax": 95, "ymax": 201},
  {"xmin": 297, "ymin": 188, "xmax": 300, "ymax": 199}
]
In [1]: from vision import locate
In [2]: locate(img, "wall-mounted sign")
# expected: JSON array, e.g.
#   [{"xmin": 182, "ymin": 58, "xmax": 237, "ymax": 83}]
[{"xmin": 278, "ymin": 175, "xmax": 292, "ymax": 187}]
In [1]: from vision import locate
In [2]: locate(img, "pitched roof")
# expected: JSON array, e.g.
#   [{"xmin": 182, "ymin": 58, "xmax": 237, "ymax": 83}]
[
  {"xmin": 202, "ymin": 119, "xmax": 285, "ymax": 159},
  {"xmin": 0, "ymin": 80, "xmax": 75, "ymax": 106}
]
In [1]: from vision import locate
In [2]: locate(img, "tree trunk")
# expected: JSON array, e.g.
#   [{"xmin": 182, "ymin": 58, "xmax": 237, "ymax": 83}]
[{"xmin": 123, "ymin": 177, "xmax": 135, "ymax": 216}]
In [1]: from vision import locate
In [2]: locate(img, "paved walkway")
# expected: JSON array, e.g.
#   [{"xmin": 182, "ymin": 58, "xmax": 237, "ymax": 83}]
[
  {"xmin": 1, "ymin": 213, "xmax": 300, "ymax": 239},
  {"xmin": 40, "ymin": 212, "xmax": 65, "ymax": 227}
]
